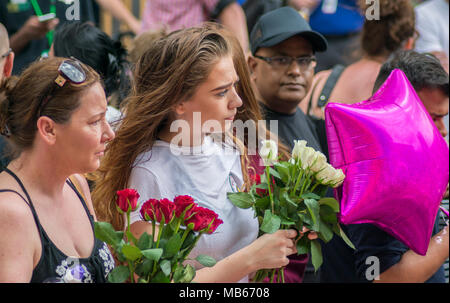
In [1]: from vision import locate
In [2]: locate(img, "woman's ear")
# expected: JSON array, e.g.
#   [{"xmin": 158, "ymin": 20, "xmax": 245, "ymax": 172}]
[
  {"xmin": 174, "ymin": 101, "xmax": 187, "ymax": 117},
  {"xmin": 36, "ymin": 116, "xmax": 57, "ymax": 145}
]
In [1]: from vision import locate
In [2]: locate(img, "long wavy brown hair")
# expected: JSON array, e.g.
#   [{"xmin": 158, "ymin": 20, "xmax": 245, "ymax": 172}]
[{"xmin": 91, "ymin": 24, "xmax": 289, "ymax": 231}]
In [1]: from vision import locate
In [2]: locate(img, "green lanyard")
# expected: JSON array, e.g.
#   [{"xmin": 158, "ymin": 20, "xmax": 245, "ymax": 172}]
[{"xmin": 29, "ymin": 0, "xmax": 56, "ymax": 55}]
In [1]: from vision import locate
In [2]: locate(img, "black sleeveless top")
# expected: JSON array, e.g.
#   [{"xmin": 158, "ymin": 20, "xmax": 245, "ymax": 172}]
[{"xmin": 0, "ymin": 168, "xmax": 115, "ymax": 283}]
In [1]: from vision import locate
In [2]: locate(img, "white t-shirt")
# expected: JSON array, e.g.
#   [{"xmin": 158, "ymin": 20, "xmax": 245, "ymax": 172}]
[
  {"xmin": 415, "ymin": 0, "xmax": 449, "ymax": 58},
  {"xmin": 128, "ymin": 136, "xmax": 259, "ymax": 283}
]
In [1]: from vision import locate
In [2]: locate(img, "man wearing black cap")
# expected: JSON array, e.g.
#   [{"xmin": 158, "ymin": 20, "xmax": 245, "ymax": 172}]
[{"xmin": 248, "ymin": 6, "xmax": 328, "ymax": 282}]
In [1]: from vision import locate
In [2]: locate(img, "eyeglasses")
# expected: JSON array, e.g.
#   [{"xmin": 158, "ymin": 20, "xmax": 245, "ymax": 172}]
[
  {"xmin": 1, "ymin": 48, "xmax": 12, "ymax": 59},
  {"xmin": 254, "ymin": 55, "xmax": 317, "ymax": 71},
  {"xmin": 37, "ymin": 58, "xmax": 87, "ymax": 117}
]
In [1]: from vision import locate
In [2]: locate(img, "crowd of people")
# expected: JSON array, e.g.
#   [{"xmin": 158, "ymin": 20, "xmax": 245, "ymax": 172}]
[{"xmin": 0, "ymin": 0, "xmax": 448, "ymax": 284}]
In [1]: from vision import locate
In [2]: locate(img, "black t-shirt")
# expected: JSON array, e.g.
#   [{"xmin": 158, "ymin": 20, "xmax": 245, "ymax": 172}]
[
  {"xmin": 260, "ymin": 103, "xmax": 322, "ymax": 152},
  {"xmin": 320, "ymin": 214, "xmax": 446, "ymax": 283},
  {"xmin": 0, "ymin": 0, "xmax": 96, "ymax": 75}
]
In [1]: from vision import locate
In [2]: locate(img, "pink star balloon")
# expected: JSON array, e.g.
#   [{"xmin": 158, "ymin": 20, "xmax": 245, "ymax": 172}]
[{"xmin": 325, "ymin": 69, "xmax": 449, "ymax": 256}]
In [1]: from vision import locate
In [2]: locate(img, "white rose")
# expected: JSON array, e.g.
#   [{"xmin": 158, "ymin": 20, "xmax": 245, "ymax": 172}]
[
  {"xmin": 310, "ymin": 151, "xmax": 328, "ymax": 173},
  {"xmin": 292, "ymin": 140, "xmax": 307, "ymax": 160},
  {"xmin": 331, "ymin": 168, "xmax": 345, "ymax": 188},
  {"xmin": 259, "ymin": 139, "xmax": 278, "ymax": 165},
  {"xmin": 316, "ymin": 163, "xmax": 335, "ymax": 184},
  {"xmin": 300, "ymin": 146, "xmax": 317, "ymax": 169}
]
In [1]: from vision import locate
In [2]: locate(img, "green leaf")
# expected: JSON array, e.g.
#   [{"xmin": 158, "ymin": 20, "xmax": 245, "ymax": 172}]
[
  {"xmin": 137, "ymin": 232, "xmax": 152, "ymax": 250},
  {"xmin": 195, "ymin": 254, "xmax": 217, "ymax": 267},
  {"xmin": 108, "ymin": 265, "xmax": 130, "ymax": 283},
  {"xmin": 304, "ymin": 199, "xmax": 320, "ymax": 230},
  {"xmin": 135, "ymin": 258, "xmax": 153, "ymax": 277},
  {"xmin": 163, "ymin": 233, "xmax": 182, "ymax": 258},
  {"xmin": 141, "ymin": 248, "xmax": 163, "ymax": 261},
  {"xmin": 310, "ymin": 240, "xmax": 323, "ymax": 272},
  {"xmin": 334, "ymin": 224, "xmax": 355, "ymax": 249},
  {"xmin": 255, "ymin": 196, "xmax": 270, "ymax": 209},
  {"xmin": 172, "ymin": 265, "xmax": 185, "ymax": 283},
  {"xmin": 260, "ymin": 210, "xmax": 281, "ymax": 234},
  {"xmin": 319, "ymin": 205, "xmax": 338, "ymax": 224},
  {"xmin": 296, "ymin": 236, "xmax": 310, "ymax": 255},
  {"xmin": 227, "ymin": 192, "xmax": 254, "ymax": 209},
  {"xmin": 301, "ymin": 192, "xmax": 321, "ymax": 200},
  {"xmin": 274, "ymin": 162, "xmax": 290, "ymax": 183},
  {"xmin": 318, "ymin": 198, "xmax": 340, "ymax": 213},
  {"xmin": 94, "ymin": 221, "xmax": 123, "ymax": 246},
  {"xmin": 179, "ymin": 264, "xmax": 196, "ymax": 283},
  {"xmin": 318, "ymin": 219, "xmax": 334, "ymax": 243},
  {"xmin": 180, "ymin": 231, "xmax": 196, "ymax": 250},
  {"xmin": 122, "ymin": 244, "xmax": 143, "ymax": 261},
  {"xmin": 150, "ymin": 271, "xmax": 171, "ymax": 283},
  {"xmin": 268, "ymin": 167, "xmax": 281, "ymax": 180},
  {"xmin": 159, "ymin": 259, "xmax": 172, "ymax": 276}
]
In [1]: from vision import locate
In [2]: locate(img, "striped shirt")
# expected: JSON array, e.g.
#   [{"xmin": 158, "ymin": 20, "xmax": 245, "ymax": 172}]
[{"xmin": 140, "ymin": 0, "xmax": 219, "ymax": 34}]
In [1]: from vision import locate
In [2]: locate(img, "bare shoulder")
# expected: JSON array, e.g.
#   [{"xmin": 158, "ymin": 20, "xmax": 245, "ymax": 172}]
[
  {"xmin": 0, "ymin": 189, "xmax": 35, "ymax": 229},
  {"xmin": 0, "ymin": 185, "xmax": 39, "ymax": 282}
]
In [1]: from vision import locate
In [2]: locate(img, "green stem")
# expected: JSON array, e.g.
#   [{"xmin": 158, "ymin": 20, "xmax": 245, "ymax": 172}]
[
  {"xmin": 265, "ymin": 166, "xmax": 275, "ymax": 213},
  {"xmin": 173, "ymin": 218, "xmax": 182, "ymax": 235},
  {"xmin": 270, "ymin": 268, "xmax": 276, "ymax": 283},
  {"xmin": 128, "ymin": 261, "xmax": 135, "ymax": 283},
  {"xmin": 280, "ymin": 267, "xmax": 285, "ymax": 283},
  {"xmin": 310, "ymin": 182, "xmax": 320, "ymax": 193},
  {"xmin": 151, "ymin": 220, "xmax": 156, "ymax": 244},
  {"xmin": 299, "ymin": 170, "xmax": 310, "ymax": 196},
  {"xmin": 151, "ymin": 221, "xmax": 164, "ymax": 276},
  {"xmin": 291, "ymin": 168, "xmax": 304, "ymax": 196},
  {"xmin": 180, "ymin": 227, "xmax": 191, "ymax": 244}
]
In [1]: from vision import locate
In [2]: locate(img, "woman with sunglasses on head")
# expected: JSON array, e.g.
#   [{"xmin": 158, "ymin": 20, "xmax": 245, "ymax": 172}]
[
  {"xmin": 91, "ymin": 25, "xmax": 309, "ymax": 283},
  {"xmin": 0, "ymin": 57, "xmax": 116, "ymax": 283},
  {"xmin": 49, "ymin": 22, "xmax": 131, "ymax": 127}
]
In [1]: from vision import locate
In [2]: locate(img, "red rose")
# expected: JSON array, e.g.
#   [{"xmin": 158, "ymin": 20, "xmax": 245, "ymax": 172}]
[
  {"xmin": 185, "ymin": 206, "xmax": 222, "ymax": 233},
  {"xmin": 116, "ymin": 189, "xmax": 140, "ymax": 213},
  {"xmin": 140, "ymin": 199, "xmax": 161, "ymax": 222},
  {"xmin": 249, "ymin": 172, "xmax": 267, "ymax": 196},
  {"xmin": 174, "ymin": 195, "xmax": 197, "ymax": 219},
  {"xmin": 158, "ymin": 198, "xmax": 176, "ymax": 223},
  {"xmin": 207, "ymin": 217, "xmax": 223, "ymax": 234},
  {"xmin": 140, "ymin": 198, "xmax": 175, "ymax": 223}
]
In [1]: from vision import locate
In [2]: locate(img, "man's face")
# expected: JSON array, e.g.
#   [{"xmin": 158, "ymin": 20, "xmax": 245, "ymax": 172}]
[
  {"xmin": 418, "ymin": 87, "xmax": 449, "ymax": 138},
  {"xmin": 249, "ymin": 35, "xmax": 315, "ymax": 114}
]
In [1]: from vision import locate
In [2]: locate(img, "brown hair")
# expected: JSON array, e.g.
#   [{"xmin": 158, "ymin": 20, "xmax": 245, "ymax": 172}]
[
  {"xmin": 0, "ymin": 57, "xmax": 100, "ymax": 160},
  {"xmin": 359, "ymin": 0, "xmax": 415, "ymax": 57},
  {"xmin": 206, "ymin": 23, "xmax": 290, "ymax": 178},
  {"xmin": 92, "ymin": 24, "xmax": 291, "ymax": 230},
  {"xmin": 91, "ymin": 26, "xmax": 237, "ymax": 230},
  {"xmin": 128, "ymin": 28, "xmax": 168, "ymax": 64}
]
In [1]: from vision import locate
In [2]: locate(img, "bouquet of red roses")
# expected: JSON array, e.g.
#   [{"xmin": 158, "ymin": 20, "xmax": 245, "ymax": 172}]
[{"xmin": 94, "ymin": 189, "xmax": 223, "ymax": 283}]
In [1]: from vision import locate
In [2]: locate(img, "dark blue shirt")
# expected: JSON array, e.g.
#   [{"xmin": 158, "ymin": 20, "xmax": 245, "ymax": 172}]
[
  {"xmin": 320, "ymin": 212, "xmax": 446, "ymax": 283},
  {"xmin": 309, "ymin": 0, "xmax": 364, "ymax": 36}
]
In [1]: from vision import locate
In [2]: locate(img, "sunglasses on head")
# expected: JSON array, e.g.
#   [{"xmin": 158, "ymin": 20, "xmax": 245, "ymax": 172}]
[{"xmin": 37, "ymin": 58, "xmax": 87, "ymax": 118}]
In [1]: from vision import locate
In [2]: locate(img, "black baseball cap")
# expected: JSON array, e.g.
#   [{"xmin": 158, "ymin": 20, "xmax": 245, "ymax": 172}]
[{"xmin": 250, "ymin": 7, "xmax": 328, "ymax": 54}]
